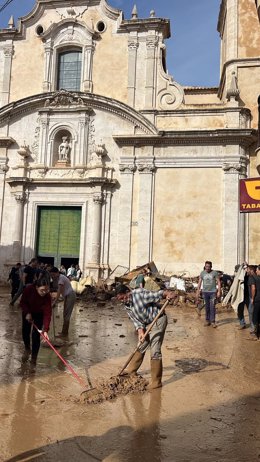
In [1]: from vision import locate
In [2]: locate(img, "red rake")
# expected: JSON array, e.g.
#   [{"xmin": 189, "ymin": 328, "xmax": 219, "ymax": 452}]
[{"xmin": 32, "ymin": 322, "xmax": 88, "ymax": 389}]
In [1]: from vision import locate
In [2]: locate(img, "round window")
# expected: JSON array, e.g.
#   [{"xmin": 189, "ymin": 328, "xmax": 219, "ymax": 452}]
[
  {"xmin": 96, "ymin": 21, "xmax": 106, "ymax": 33},
  {"xmin": 36, "ymin": 25, "xmax": 44, "ymax": 36}
]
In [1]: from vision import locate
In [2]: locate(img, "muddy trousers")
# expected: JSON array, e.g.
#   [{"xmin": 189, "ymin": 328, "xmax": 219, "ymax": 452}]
[
  {"xmin": 22, "ymin": 313, "xmax": 43, "ymax": 360},
  {"xmin": 63, "ymin": 291, "xmax": 76, "ymax": 322},
  {"xmin": 202, "ymin": 291, "xmax": 216, "ymax": 323},
  {"xmin": 11, "ymin": 280, "xmax": 24, "ymax": 304},
  {"xmin": 138, "ymin": 314, "xmax": 168, "ymax": 360}
]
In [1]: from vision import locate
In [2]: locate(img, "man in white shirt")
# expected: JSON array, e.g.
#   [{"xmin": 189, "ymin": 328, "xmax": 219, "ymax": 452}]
[{"xmin": 50, "ymin": 267, "xmax": 76, "ymax": 337}]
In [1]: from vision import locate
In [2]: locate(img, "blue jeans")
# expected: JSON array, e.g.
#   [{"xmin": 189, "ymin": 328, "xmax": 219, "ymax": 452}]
[
  {"xmin": 248, "ymin": 300, "xmax": 255, "ymax": 330},
  {"xmin": 202, "ymin": 291, "xmax": 216, "ymax": 323},
  {"xmin": 237, "ymin": 301, "xmax": 249, "ymax": 326}
]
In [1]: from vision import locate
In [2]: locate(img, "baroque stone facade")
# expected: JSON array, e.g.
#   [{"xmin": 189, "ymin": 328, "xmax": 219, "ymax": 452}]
[{"xmin": 0, "ymin": 0, "xmax": 259, "ymax": 280}]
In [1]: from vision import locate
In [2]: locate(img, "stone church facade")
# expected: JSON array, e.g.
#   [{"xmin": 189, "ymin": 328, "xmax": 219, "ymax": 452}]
[{"xmin": 0, "ymin": 0, "xmax": 259, "ymax": 280}]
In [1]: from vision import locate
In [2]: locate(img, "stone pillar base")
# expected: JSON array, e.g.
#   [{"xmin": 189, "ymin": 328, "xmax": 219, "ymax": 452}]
[
  {"xmin": 85, "ymin": 263, "xmax": 101, "ymax": 282},
  {"xmin": 55, "ymin": 160, "xmax": 70, "ymax": 167},
  {"xmin": 11, "ymin": 241, "xmax": 22, "ymax": 263}
]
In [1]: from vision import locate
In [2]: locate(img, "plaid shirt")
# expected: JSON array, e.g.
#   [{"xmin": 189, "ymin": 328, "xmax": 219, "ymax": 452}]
[{"xmin": 124, "ymin": 288, "xmax": 164, "ymax": 330}]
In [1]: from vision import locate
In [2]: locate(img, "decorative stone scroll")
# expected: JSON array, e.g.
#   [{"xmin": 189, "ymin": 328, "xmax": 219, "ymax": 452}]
[
  {"xmin": 119, "ymin": 164, "xmax": 136, "ymax": 173},
  {"xmin": 137, "ymin": 163, "xmax": 156, "ymax": 173},
  {"xmin": 222, "ymin": 162, "xmax": 246, "ymax": 174},
  {"xmin": 157, "ymin": 83, "xmax": 184, "ymax": 110}
]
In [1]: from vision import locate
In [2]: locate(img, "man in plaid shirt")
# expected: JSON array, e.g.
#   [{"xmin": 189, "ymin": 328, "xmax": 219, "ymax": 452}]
[{"xmin": 116, "ymin": 285, "xmax": 176, "ymax": 389}]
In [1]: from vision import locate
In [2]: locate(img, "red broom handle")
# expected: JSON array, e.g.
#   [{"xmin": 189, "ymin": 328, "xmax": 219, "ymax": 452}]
[{"xmin": 32, "ymin": 323, "xmax": 87, "ymax": 388}]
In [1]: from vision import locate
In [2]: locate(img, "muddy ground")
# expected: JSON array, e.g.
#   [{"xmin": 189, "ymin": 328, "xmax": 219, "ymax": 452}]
[{"xmin": 0, "ymin": 288, "xmax": 259, "ymax": 462}]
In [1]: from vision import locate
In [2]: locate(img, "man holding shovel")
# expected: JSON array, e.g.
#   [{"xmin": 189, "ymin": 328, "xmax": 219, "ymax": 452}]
[{"xmin": 116, "ymin": 285, "xmax": 176, "ymax": 390}]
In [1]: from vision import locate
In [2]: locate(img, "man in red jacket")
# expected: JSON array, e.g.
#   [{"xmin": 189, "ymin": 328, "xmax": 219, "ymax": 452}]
[{"xmin": 20, "ymin": 276, "xmax": 52, "ymax": 369}]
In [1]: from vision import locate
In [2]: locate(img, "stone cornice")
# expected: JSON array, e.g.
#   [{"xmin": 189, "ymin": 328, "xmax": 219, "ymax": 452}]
[
  {"xmin": 117, "ymin": 18, "xmax": 170, "ymax": 39},
  {"xmin": 0, "ymin": 136, "xmax": 15, "ymax": 147},
  {"xmin": 141, "ymin": 107, "xmax": 251, "ymax": 117},
  {"xmin": 0, "ymin": 91, "xmax": 158, "ymax": 135},
  {"xmin": 113, "ymin": 129, "xmax": 257, "ymax": 148},
  {"xmin": 6, "ymin": 175, "xmax": 117, "ymax": 187},
  {"xmin": 154, "ymin": 156, "xmax": 247, "ymax": 169}
]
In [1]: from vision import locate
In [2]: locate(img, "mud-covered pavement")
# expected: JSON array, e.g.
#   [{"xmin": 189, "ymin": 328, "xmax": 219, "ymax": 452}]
[{"xmin": 0, "ymin": 288, "xmax": 259, "ymax": 462}]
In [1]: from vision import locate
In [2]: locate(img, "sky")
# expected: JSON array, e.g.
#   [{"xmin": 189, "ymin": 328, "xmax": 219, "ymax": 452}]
[{"xmin": 0, "ymin": 0, "xmax": 221, "ymax": 87}]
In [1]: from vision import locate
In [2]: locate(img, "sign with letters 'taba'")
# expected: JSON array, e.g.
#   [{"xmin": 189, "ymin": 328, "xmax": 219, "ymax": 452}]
[{"xmin": 240, "ymin": 178, "xmax": 260, "ymax": 212}]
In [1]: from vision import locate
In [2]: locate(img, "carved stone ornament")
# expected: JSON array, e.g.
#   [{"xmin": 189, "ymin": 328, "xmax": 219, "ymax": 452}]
[
  {"xmin": 14, "ymin": 192, "xmax": 27, "ymax": 204},
  {"xmin": 31, "ymin": 125, "xmax": 40, "ymax": 161},
  {"xmin": 222, "ymin": 163, "xmax": 244, "ymax": 174},
  {"xmin": 55, "ymin": 6, "xmax": 88, "ymax": 21},
  {"xmin": 38, "ymin": 167, "xmax": 49, "ymax": 178},
  {"xmin": 0, "ymin": 163, "xmax": 9, "ymax": 173},
  {"xmin": 93, "ymin": 193, "xmax": 103, "ymax": 204},
  {"xmin": 17, "ymin": 143, "xmax": 30, "ymax": 158},
  {"xmin": 137, "ymin": 163, "xmax": 156, "ymax": 173},
  {"xmin": 44, "ymin": 90, "xmax": 86, "ymax": 108},
  {"xmin": 157, "ymin": 82, "xmax": 184, "ymax": 110},
  {"xmin": 146, "ymin": 37, "xmax": 159, "ymax": 49},
  {"xmin": 226, "ymin": 72, "xmax": 240, "ymax": 102},
  {"xmin": 128, "ymin": 40, "xmax": 139, "ymax": 50},
  {"xmin": 119, "ymin": 164, "xmax": 136, "ymax": 173},
  {"xmin": 3, "ymin": 45, "xmax": 14, "ymax": 57}
]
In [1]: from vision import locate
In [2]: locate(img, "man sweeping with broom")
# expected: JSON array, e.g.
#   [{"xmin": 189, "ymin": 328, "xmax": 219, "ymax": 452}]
[{"xmin": 116, "ymin": 285, "xmax": 176, "ymax": 390}]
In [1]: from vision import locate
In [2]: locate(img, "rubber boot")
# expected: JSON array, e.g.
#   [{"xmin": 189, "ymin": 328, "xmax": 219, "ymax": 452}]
[
  {"xmin": 148, "ymin": 359, "xmax": 163, "ymax": 390},
  {"xmin": 58, "ymin": 320, "xmax": 70, "ymax": 337},
  {"xmin": 21, "ymin": 348, "xmax": 31, "ymax": 363},
  {"xmin": 122, "ymin": 351, "xmax": 144, "ymax": 376},
  {"xmin": 29, "ymin": 356, "xmax": 37, "ymax": 373}
]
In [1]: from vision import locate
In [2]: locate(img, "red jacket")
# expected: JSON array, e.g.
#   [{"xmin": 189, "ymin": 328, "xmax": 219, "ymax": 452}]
[{"xmin": 20, "ymin": 284, "xmax": 52, "ymax": 332}]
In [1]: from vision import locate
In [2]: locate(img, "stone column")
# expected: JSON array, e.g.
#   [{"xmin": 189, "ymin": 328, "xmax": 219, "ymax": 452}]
[
  {"xmin": 77, "ymin": 112, "xmax": 90, "ymax": 166},
  {"xmin": 12, "ymin": 192, "xmax": 26, "ymax": 261},
  {"xmin": 136, "ymin": 160, "xmax": 155, "ymax": 264},
  {"xmin": 86, "ymin": 192, "xmax": 103, "ymax": 280},
  {"xmin": 127, "ymin": 39, "xmax": 139, "ymax": 107},
  {"xmin": 0, "ymin": 160, "xmax": 8, "ymax": 243},
  {"xmin": 1, "ymin": 43, "xmax": 13, "ymax": 107},
  {"xmin": 145, "ymin": 36, "xmax": 158, "ymax": 109},
  {"xmin": 38, "ymin": 117, "xmax": 49, "ymax": 165},
  {"xmin": 83, "ymin": 43, "xmax": 95, "ymax": 93},
  {"xmin": 117, "ymin": 162, "xmax": 136, "ymax": 269},
  {"xmin": 222, "ymin": 162, "xmax": 245, "ymax": 272},
  {"xmin": 43, "ymin": 42, "xmax": 53, "ymax": 92},
  {"xmin": 91, "ymin": 193, "xmax": 103, "ymax": 264}
]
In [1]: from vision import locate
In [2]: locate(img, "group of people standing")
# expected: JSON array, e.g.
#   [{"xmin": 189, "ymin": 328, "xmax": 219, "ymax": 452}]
[
  {"xmin": 195, "ymin": 260, "xmax": 260, "ymax": 340},
  {"xmin": 232, "ymin": 264, "xmax": 260, "ymax": 340},
  {"xmin": 8, "ymin": 260, "xmax": 77, "ymax": 370}
]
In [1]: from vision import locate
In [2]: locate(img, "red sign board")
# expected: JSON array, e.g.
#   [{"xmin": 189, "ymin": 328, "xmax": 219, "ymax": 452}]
[{"xmin": 240, "ymin": 178, "xmax": 260, "ymax": 213}]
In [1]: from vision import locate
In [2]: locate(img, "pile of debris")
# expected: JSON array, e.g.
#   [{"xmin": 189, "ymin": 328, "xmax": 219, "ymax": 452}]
[
  {"xmin": 80, "ymin": 375, "xmax": 148, "ymax": 405},
  {"xmin": 73, "ymin": 261, "xmax": 202, "ymax": 308},
  {"xmin": 73, "ymin": 261, "xmax": 232, "ymax": 311}
]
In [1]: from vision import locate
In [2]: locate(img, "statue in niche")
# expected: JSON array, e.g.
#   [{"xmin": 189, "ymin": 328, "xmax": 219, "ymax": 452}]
[{"xmin": 58, "ymin": 136, "xmax": 71, "ymax": 161}]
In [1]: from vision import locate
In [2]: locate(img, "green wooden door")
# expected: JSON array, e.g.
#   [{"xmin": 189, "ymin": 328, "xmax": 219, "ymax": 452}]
[{"xmin": 36, "ymin": 206, "xmax": 82, "ymax": 266}]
